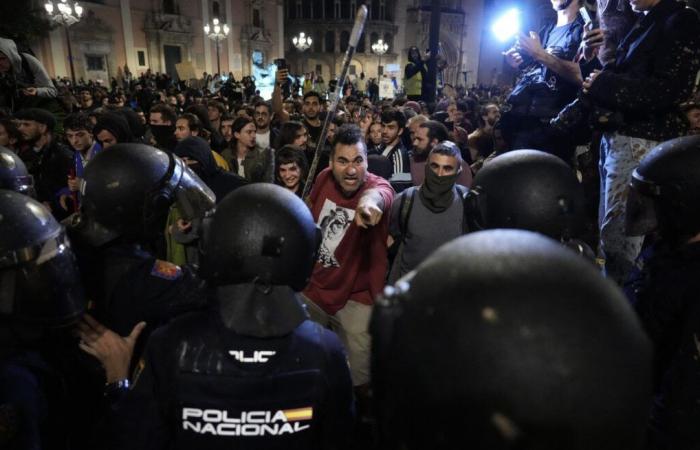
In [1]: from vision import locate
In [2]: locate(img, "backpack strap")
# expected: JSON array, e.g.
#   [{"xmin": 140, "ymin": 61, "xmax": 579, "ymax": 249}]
[
  {"xmin": 398, "ymin": 187, "xmax": 417, "ymax": 243},
  {"xmin": 455, "ymin": 185, "xmax": 470, "ymax": 234}
]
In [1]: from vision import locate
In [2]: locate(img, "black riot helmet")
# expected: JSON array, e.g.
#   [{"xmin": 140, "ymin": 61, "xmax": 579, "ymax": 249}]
[
  {"xmin": 199, "ymin": 183, "xmax": 320, "ymax": 291},
  {"xmin": 0, "ymin": 146, "xmax": 35, "ymax": 197},
  {"xmin": 626, "ymin": 135, "xmax": 700, "ymax": 245},
  {"xmin": 0, "ymin": 190, "xmax": 85, "ymax": 326},
  {"xmin": 465, "ymin": 150, "xmax": 585, "ymax": 240},
  {"xmin": 371, "ymin": 229, "xmax": 651, "ymax": 450},
  {"xmin": 77, "ymin": 143, "xmax": 215, "ymax": 246}
]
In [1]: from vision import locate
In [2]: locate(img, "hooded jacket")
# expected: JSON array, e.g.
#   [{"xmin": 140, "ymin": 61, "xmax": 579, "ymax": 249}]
[
  {"xmin": 0, "ymin": 38, "xmax": 57, "ymax": 99},
  {"xmin": 173, "ymin": 137, "xmax": 247, "ymax": 202}
]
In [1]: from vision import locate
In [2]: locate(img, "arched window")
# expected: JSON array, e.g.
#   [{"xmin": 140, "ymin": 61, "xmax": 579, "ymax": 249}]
[
  {"xmin": 340, "ymin": 1, "xmax": 349, "ymax": 18},
  {"xmin": 334, "ymin": 0, "xmax": 341, "ymax": 18},
  {"xmin": 253, "ymin": 7, "xmax": 261, "ymax": 27},
  {"xmin": 303, "ymin": 0, "xmax": 311, "ymax": 18},
  {"xmin": 325, "ymin": 30, "xmax": 335, "ymax": 52},
  {"xmin": 325, "ymin": 0, "xmax": 334, "ymax": 19},
  {"xmin": 379, "ymin": 0, "xmax": 386, "ymax": 20},
  {"xmin": 350, "ymin": 0, "xmax": 356, "ymax": 15},
  {"xmin": 371, "ymin": 0, "xmax": 380, "ymax": 20},
  {"xmin": 296, "ymin": 0, "xmax": 302, "ymax": 18},
  {"xmin": 212, "ymin": 1, "xmax": 220, "ymax": 17},
  {"xmin": 383, "ymin": 33, "xmax": 392, "ymax": 52},
  {"xmin": 384, "ymin": 0, "xmax": 393, "ymax": 21},
  {"xmin": 313, "ymin": 0, "xmax": 323, "ymax": 19},
  {"xmin": 314, "ymin": 31, "xmax": 323, "ymax": 52},
  {"xmin": 340, "ymin": 30, "xmax": 350, "ymax": 52},
  {"xmin": 356, "ymin": 31, "xmax": 366, "ymax": 53}
]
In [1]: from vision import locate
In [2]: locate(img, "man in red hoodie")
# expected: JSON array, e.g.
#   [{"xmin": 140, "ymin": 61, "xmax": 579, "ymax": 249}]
[{"xmin": 303, "ymin": 124, "xmax": 394, "ymax": 390}]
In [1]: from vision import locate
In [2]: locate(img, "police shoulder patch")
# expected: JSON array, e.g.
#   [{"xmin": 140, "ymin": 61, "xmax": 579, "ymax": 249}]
[{"xmin": 151, "ymin": 259, "xmax": 183, "ymax": 280}]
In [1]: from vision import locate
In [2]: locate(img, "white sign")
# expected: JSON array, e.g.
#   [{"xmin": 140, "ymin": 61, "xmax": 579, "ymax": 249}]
[{"xmin": 379, "ymin": 79, "xmax": 395, "ymax": 99}]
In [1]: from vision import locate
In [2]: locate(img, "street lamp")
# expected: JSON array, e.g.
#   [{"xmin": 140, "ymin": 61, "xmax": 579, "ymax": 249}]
[
  {"xmin": 372, "ymin": 38, "xmax": 388, "ymax": 77},
  {"xmin": 292, "ymin": 32, "xmax": 312, "ymax": 51},
  {"xmin": 292, "ymin": 32, "xmax": 312, "ymax": 73},
  {"xmin": 45, "ymin": 0, "xmax": 83, "ymax": 85},
  {"xmin": 204, "ymin": 17, "xmax": 230, "ymax": 75}
]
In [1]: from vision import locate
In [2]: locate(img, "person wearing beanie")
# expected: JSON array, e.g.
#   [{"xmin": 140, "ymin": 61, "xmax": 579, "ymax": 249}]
[
  {"xmin": 14, "ymin": 108, "xmax": 73, "ymax": 219},
  {"xmin": 93, "ymin": 112, "xmax": 134, "ymax": 149}
]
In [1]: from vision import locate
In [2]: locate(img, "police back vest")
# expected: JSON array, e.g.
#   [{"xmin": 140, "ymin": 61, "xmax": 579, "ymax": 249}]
[{"xmin": 164, "ymin": 312, "xmax": 352, "ymax": 450}]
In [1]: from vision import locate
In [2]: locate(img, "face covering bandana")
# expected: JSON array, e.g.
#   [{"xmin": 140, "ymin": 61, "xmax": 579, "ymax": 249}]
[
  {"xmin": 419, "ymin": 164, "xmax": 460, "ymax": 213},
  {"xmin": 150, "ymin": 124, "xmax": 177, "ymax": 152}
]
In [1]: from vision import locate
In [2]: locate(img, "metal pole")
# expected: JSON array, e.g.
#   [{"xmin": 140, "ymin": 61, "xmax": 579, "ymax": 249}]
[
  {"xmin": 64, "ymin": 23, "xmax": 76, "ymax": 85},
  {"xmin": 424, "ymin": 0, "xmax": 441, "ymax": 104},
  {"xmin": 215, "ymin": 39, "xmax": 221, "ymax": 75},
  {"xmin": 378, "ymin": 53, "xmax": 382, "ymax": 77}
]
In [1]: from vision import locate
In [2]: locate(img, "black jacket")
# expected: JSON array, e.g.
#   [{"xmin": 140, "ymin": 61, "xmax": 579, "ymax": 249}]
[{"xmin": 587, "ymin": 0, "xmax": 700, "ymax": 141}]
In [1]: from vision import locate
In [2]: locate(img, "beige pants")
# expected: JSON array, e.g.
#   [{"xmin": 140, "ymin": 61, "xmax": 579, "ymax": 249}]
[{"xmin": 301, "ymin": 295, "xmax": 372, "ymax": 386}]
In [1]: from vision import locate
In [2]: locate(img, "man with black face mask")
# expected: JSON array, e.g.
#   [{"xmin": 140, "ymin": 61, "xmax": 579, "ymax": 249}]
[
  {"xmin": 388, "ymin": 141, "xmax": 468, "ymax": 283},
  {"xmin": 149, "ymin": 103, "xmax": 178, "ymax": 152}
]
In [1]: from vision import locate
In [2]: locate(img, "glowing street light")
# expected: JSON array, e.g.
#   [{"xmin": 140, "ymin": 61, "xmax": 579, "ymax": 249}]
[
  {"xmin": 204, "ymin": 17, "xmax": 230, "ymax": 75},
  {"xmin": 372, "ymin": 38, "xmax": 389, "ymax": 76},
  {"xmin": 292, "ymin": 32, "xmax": 312, "ymax": 52},
  {"xmin": 45, "ymin": 0, "xmax": 83, "ymax": 84}
]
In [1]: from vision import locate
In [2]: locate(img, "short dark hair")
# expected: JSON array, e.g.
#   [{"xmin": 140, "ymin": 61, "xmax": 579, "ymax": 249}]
[
  {"xmin": 381, "ymin": 108, "xmax": 406, "ymax": 129},
  {"xmin": 150, "ymin": 103, "xmax": 177, "ymax": 124},
  {"xmin": 275, "ymin": 145, "xmax": 309, "ymax": 183},
  {"xmin": 207, "ymin": 100, "xmax": 226, "ymax": 115},
  {"xmin": 63, "ymin": 112, "xmax": 93, "ymax": 133},
  {"xmin": 331, "ymin": 124, "xmax": 366, "ymax": 158},
  {"xmin": 419, "ymin": 120, "xmax": 449, "ymax": 143},
  {"xmin": 254, "ymin": 101, "xmax": 272, "ymax": 113},
  {"xmin": 430, "ymin": 140, "xmax": 462, "ymax": 163},
  {"xmin": 276, "ymin": 121, "xmax": 306, "ymax": 149},
  {"xmin": 303, "ymin": 91, "xmax": 322, "ymax": 103},
  {"xmin": 177, "ymin": 113, "xmax": 202, "ymax": 133}
]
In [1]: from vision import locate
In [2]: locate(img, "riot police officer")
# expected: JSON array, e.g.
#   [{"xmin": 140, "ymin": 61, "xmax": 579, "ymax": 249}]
[
  {"xmin": 465, "ymin": 149, "xmax": 594, "ymax": 259},
  {"xmin": 0, "ymin": 189, "xmax": 86, "ymax": 449},
  {"xmin": 68, "ymin": 143, "xmax": 215, "ymax": 337},
  {"xmin": 625, "ymin": 135, "xmax": 700, "ymax": 449},
  {"xmin": 371, "ymin": 229, "xmax": 652, "ymax": 450},
  {"xmin": 0, "ymin": 145, "xmax": 35, "ymax": 196},
  {"xmin": 109, "ymin": 183, "xmax": 354, "ymax": 450}
]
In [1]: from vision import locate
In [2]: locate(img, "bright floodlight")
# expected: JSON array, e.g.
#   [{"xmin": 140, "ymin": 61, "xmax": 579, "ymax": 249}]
[{"xmin": 492, "ymin": 8, "xmax": 520, "ymax": 42}]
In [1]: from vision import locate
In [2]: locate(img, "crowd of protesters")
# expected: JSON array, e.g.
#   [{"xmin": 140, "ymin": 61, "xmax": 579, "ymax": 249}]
[{"xmin": 2, "ymin": 0, "xmax": 700, "ymax": 443}]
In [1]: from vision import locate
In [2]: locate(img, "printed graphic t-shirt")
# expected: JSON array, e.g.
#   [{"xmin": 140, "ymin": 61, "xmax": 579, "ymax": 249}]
[{"xmin": 303, "ymin": 168, "xmax": 394, "ymax": 315}]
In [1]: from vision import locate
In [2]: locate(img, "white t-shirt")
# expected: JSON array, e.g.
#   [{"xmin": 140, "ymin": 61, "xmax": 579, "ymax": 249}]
[{"xmin": 256, "ymin": 129, "xmax": 271, "ymax": 150}]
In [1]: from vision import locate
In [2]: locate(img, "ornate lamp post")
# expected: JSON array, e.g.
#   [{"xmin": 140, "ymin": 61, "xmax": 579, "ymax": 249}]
[
  {"xmin": 204, "ymin": 18, "xmax": 230, "ymax": 75},
  {"xmin": 45, "ymin": 0, "xmax": 83, "ymax": 85},
  {"xmin": 372, "ymin": 38, "xmax": 388, "ymax": 77},
  {"xmin": 293, "ymin": 32, "xmax": 312, "ymax": 73}
]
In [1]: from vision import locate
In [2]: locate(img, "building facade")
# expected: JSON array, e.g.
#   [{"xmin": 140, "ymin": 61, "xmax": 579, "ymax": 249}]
[
  {"xmin": 33, "ymin": 0, "xmax": 284, "ymax": 82},
  {"xmin": 283, "ymin": 0, "xmax": 484, "ymax": 87}
]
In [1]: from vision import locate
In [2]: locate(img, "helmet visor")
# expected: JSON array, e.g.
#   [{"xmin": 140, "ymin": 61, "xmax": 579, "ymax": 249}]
[
  {"xmin": 172, "ymin": 157, "xmax": 216, "ymax": 221},
  {"xmin": 625, "ymin": 176, "xmax": 659, "ymax": 237},
  {"xmin": 0, "ymin": 231, "xmax": 85, "ymax": 326}
]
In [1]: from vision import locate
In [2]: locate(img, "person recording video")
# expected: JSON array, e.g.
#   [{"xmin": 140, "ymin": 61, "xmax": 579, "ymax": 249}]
[{"xmin": 499, "ymin": 0, "xmax": 585, "ymax": 164}]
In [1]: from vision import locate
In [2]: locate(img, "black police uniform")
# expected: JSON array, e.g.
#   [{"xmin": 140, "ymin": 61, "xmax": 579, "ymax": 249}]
[
  {"xmin": 108, "ymin": 184, "xmax": 354, "ymax": 450},
  {"xmin": 627, "ymin": 241, "xmax": 700, "ymax": 449},
  {"xmin": 110, "ymin": 302, "xmax": 353, "ymax": 450}
]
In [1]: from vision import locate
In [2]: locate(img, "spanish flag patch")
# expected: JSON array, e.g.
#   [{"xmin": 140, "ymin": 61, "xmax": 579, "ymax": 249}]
[
  {"xmin": 150, "ymin": 259, "xmax": 183, "ymax": 280},
  {"xmin": 282, "ymin": 407, "xmax": 313, "ymax": 422}
]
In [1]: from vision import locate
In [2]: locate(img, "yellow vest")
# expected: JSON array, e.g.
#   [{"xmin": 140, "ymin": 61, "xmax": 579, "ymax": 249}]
[{"xmin": 405, "ymin": 63, "xmax": 422, "ymax": 96}]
